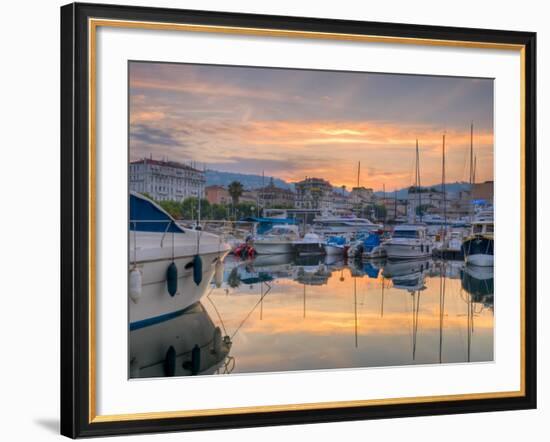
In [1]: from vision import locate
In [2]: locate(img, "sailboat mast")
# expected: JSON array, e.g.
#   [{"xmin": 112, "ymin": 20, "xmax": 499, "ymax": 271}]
[
  {"xmin": 439, "ymin": 262, "xmax": 446, "ymax": 364},
  {"xmin": 357, "ymin": 161, "xmax": 361, "ymax": 187},
  {"xmin": 197, "ymin": 163, "xmax": 204, "ymax": 226},
  {"xmin": 469, "ymin": 122, "xmax": 474, "ymax": 222},
  {"xmin": 394, "ymin": 189, "xmax": 398, "ymax": 221},
  {"xmin": 442, "ymin": 134, "xmax": 447, "ymax": 241},
  {"xmin": 415, "ymin": 139, "xmax": 422, "ymax": 222},
  {"xmin": 469, "ymin": 122, "xmax": 474, "ymax": 185},
  {"xmin": 383, "ymin": 183, "xmax": 386, "ymax": 225}
]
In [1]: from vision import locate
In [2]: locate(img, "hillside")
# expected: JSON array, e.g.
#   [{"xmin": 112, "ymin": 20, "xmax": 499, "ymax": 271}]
[{"xmin": 206, "ymin": 169, "xmax": 472, "ymax": 198}]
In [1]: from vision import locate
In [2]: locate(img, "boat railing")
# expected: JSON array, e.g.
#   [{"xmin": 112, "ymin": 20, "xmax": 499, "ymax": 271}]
[
  {"xmin": 130, "ymin": 219, "xmax": 187, "ymax": 251},
  {"xmin": 129, "ymin": 219, "xmax": 257, "ymax": 250}
]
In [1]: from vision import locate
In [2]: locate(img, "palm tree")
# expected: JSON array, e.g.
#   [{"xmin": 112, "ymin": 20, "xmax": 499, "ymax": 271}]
[{"xmin": 227, "ymin": 181, "xmax": 244, "ymax": 206}]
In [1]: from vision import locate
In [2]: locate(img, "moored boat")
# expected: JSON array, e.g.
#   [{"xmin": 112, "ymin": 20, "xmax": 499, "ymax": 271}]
[
  {"xmin": 293, "ymin": 232, "xmax": 325, "ymax": 255},
  {"xmin": 323, "ymin": 235, "xmax": 347, "ymax": 256},
  {"xmin": 461, "ymin": 219, "xmax": 494, "ymax": 266},
  {"xmin": 312, "ymin": 212, "xmax": 381, "ymax": 235},
  {"xmin": 361, "ymin": 232, "xmax": 387, "ymax": 260},
  {"xmin": 128, "ymin": 192, "xmax": 230, "ymax": 329},
  {"xmin": 252, "ymin": 224, "xmax": 300, "ymax": 255},
  {"xmin": 384, "ymin": 224, "xmax": 433, "ymax": 260}
]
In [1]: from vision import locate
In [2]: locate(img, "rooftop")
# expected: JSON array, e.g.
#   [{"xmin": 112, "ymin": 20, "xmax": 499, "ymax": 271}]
[{"xmin": 131, "ymin": 158, "xmax": 202, "ymax": 173}]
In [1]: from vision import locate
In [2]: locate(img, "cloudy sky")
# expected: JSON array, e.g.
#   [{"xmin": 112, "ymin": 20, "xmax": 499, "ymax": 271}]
[{"xmin": 129, "ymin": 61, "xmax": 494, "ymax": 191}]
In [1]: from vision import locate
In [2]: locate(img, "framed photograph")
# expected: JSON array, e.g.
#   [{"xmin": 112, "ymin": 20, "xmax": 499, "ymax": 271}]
[{"xmin": 60, "ymin": 2, "xmax": 536, "ymax": 438}]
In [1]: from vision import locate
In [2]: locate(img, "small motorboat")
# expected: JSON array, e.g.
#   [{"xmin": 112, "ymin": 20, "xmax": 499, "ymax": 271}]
[
  {"xmin": 323, "ymin": 235, "xmax": 347, "ymax": 256},
  {"xmin": 253, "ymin": 225, "xmax": 300, "ymax": 255},
  {"xmin": 361, "ymin": 232, "xmax": 387, "ymax": 260},
  {"xmin": 293, "ymin": 232, "xmax": 325, "ymax": 255}
]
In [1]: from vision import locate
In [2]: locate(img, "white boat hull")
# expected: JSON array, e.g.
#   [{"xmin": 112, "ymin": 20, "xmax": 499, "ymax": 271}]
[
  {"xmin": 129, "ymin": 250, "xmax": 227, "ymax": 327},
  {"xmin": 385, "ymin": 243, "xmax": 431, "ymax": 259},
  {"xmin": 465, "ymin": 254, "xmax": 494, "ymax": 267},
  {"xmin": 129, "ymin": 230, "xmax": 230, "ymax": 327}
]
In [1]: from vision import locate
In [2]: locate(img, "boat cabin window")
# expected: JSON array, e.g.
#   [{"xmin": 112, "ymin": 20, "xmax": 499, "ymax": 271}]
[
  {"xmin": 270, "ymin": 227, "xmax": 292, "ymax": 235},
  {"xmin": 486, "ymin": 224, "xmax": 494, "ymax": 233},
  {"xmin": 473, "ymin": 224, "xmax": 484, "ymax": 234},
  {"xmin": 393, "ymin": 230, "xmax": 419, "ymax": 238}
]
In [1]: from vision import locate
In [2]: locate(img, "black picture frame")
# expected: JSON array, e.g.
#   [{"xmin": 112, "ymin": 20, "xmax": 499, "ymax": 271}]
[{"xmin": 61, "ymin": 2, "xmax": 537, "ymax": 438}]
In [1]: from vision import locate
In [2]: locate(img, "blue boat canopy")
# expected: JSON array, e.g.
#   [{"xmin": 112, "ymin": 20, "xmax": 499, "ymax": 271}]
[
  {"xmin": 240, "ymin": 216, "xmax": 298, "ymax": 235},
  {"xmin": 364, "ymin": 233, "xmax": 381, "ymax": 247},
  {"xmin": 326, "ymin": 236, "xmax": 346, "ymax": 246},
  {"xmin": 129, "ymin": 191, "xmax": 184, "ymax": 233}
]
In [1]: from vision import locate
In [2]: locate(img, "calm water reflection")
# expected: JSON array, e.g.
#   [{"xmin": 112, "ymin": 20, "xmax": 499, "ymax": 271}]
[{"xmin": 130, "ymin": 254, "xmax": 494, "ymax": 378}]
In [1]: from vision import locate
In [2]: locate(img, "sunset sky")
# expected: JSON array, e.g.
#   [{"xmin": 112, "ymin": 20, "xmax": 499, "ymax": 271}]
[{"xmin": 129, "ymin": 62, "xmax": 494, "ymax": 191}]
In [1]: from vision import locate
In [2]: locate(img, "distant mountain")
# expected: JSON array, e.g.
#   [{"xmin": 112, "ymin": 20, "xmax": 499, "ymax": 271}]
[
  {"xmin": 374, "ymin": 182, "xmax": 472, "ymax": 199},
  {"xmin": 205, "ymin": 170, "xmax": 293, "ymax": 190},
  {"xmin": 205, "ymin": 170, "xmax": 472, "ymax": 198}
]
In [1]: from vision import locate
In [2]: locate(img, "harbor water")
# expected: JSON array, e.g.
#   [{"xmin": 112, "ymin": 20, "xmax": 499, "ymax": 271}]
[{"xmin": 130, "ymin": 253, "xmax": 494, "ymax": 378}]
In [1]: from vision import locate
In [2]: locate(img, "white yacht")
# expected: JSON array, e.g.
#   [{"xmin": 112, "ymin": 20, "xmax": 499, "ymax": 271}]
[
  {"xmin": 253, "ymin": 224, "xmax": 300, "ymax": 255},
  {"xmin": 312, "ymin": 212, "xmax": 381, "ymax": 235},
  {"xmin": 293, "ymin": 232, "xmax": 325, "ymax": 255},
  {"xmin": 323, "ymin": 235, "xmax": 348, "ymax": 256},
  {"xmin": 461, "ymin": 219, "xmax": 494, "ymax": 266},
  {"xmin": 384, "ymin": 224, "xmax": 433, "ymax": 260},
  {"xmin": 128, "ymin": 192, "xmax": 230, "ymax": 329}
]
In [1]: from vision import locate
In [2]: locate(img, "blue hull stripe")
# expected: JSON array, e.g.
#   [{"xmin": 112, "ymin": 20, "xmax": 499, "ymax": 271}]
[{"xmin": 130, "ymin": 304, "xmax": 195, "ymax": 331}]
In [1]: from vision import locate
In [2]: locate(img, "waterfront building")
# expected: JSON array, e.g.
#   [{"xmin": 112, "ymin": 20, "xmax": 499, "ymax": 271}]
[
  {"xmin": 331, "ymin": 191, "xmax": 352, "ymax": 211},
  {"xmin": 407, "ymin": 186, "xmax": 448, "ymax": 218},
  {"xmin": 471, "ymin": 181, "xmax": 494, "ymax": 205},
  {"xmin": 130, "ymin": 158, "xmax": 205, "ymax": 202},
  {"xmin": 378, "ymin": 197, "xmax": 408, "ymax": 221},
  {"xmin": 240, "ymin": 189, "xmax": 260, "ymax": 205},
  {"xmin": 444, "ymin": 189, "xmax": 474, "ymax": 219},
  {"xmin": 294, "ymin": 177, "xmax": 334, "ymax": 210},
  {"xmin": 205, "ymin": 185, "xmax": 230, "ymax": 205},
  {"xmin": 350, "ymin": 186, "xmax": 374, "ymax": 205},
  {"xmin": 258, "ymin": 178, "xmax": 295, "ymax": 208}
]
